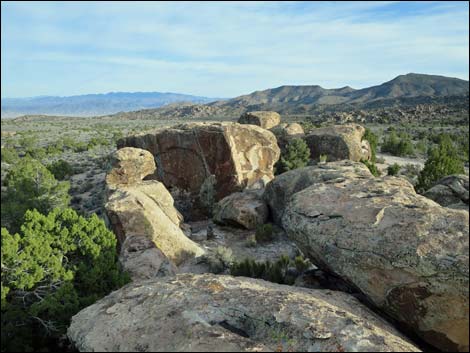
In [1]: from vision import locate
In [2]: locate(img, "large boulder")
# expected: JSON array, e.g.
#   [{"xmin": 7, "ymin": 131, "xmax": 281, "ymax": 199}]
[
  {"xmin": 118, "ymin": 122, "xmax": 280, "ymax": 219},
  {"xmin": 263, "ymin": 161, "xmax": 372, "ymax": 225},
  {"xmin": 424, "ymin": 175, "xmax": 469, "ymax": 210},
  {"xmin": 68, "ymin": 274, "xmax": 420, "ymax": 352},
  {"xmin": 304, "ymin": 123, "xmax": 370, "ymax": 162},
  {"xmin": 105, "ymin": 147, "xmax": 156, "ymax": 187},
  {"xmin": 238, "ymin": 111, "xmax": 281, "ymax": 129},
  {"xmin": 106, "ymin": 181, "xmax": 204, "ymax": 266},
  {"xmin": 283, "ymin": 176, "xmax": 469, "ymax": 351},
  {"xmin": 213, "ymin": 189, "xmax": 268, "ymax": 229}
]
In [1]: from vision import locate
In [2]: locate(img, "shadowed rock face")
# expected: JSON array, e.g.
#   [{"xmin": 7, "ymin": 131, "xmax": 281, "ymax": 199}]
[
  {"xmin": 68, "ymin": 274, "xmax": 421, "ymax": 352},
  {"xmin": 269, "ymin": 123, "xmax": 305, "ymax": 152},
  {"xmin": 304, "ymin": 123, "xmax": 371, "ymax": 162},
  {"xmin": 424, "ymin": 175, "xmax": 469, "ymax": 210},
  {"xmin": 283, "ymin": 176, "xmax": 469, "ymax": 351},
  {"xmin": 238, "ymin": 111, "xmax": 281, "ymax": 129},
  {"xmin": 118, "ymin": 122, "xmax": 280, "ymax": 218}
]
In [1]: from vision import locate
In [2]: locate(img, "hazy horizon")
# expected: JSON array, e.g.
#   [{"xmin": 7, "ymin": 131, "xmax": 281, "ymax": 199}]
[{"xmin": 2, "ymin": 1, "xmax": 469, "ymax": 99}]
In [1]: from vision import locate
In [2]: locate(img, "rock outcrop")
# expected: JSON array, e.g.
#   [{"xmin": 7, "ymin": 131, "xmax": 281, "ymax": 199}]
[
  {"xmin": 68, "ymin": 274, "xmax": 421, "ymax": 352},
  {"xmin": 105, "ymin": 147, "xmax": 156, "ymax": 187},
  {"xmin": 105, "ymin": 148, "xmax": 204, "ymax": 279},
  {"xmin": 263, "ymin": 161, "xmax": 372, "ymax": 225},
  {"xmin": 304, "ymin": 123, "xmax": 371, "ymax": 162},
  {"xmin": 118, "ymin": 122, "xmax": 280, "ymax": 219},
  {"xmin": 424, "ymin": 175, "xmax": 469, "ymax": 210},
  {"xmin": 238, "ymin": 111, "xmax": 281, "ymax": 129},
  {"xmin": 283, "ymin": 176, "xmax": 469, "ymax": 351},
  {"xmin": 213, "ymin": 189, "xmax": 268, "ymax": 229}
]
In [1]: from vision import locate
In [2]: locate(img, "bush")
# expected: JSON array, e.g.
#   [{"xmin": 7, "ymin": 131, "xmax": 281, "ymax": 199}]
[
  {"xmin": 1, "ymin": 157, "xmax": 70, "ymax": 232},
  {"xmin": 381, "ymin": 131, "xmax": 414, "ymax": 157},
  {"xmin": 416, "ymin": 135, "xmax": 465, "ymax": 193},
  {"xmin": 255, "ymin": 223, "xmax": 274, "ymax": 243},
  {"xmin": 205, "ymin": 246, "xmax": 233, "ymax": 274},
  {"xmin": 276, "ymin": 138, "xmax": 310, "ymax": 174},
  {"xmin": 47, "ymin": 159, "xmax": 74, "ymax": 180},
  {"xmin": 387, "ymin": 163, "xmax": 401, "ymax": 176},
  {"xmin": 0, "ymin": 147, "xmax": 19, "ymax": 164},
  {"xmin": 1, "ymin": 208, "xmax": 129, "ymax": 351},
  {"xmin": 363, "ymin": 128, "xmax": 378, "ymax": 162},
  {"xmin": 361, "ymin": 159, "xmax": 381, "ymax": 177}
]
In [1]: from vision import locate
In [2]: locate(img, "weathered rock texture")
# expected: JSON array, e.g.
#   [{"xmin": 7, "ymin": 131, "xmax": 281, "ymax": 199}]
[
  {"xmin": 283, "ymin": 176, "xmax": 469, "ymax": 351},
  {"xmin": 263, "ymin": 161, "xmax": 372, "ymax": 225},
  {"xmin": 213, "ymin": 189, "xmax": 268, "ymax": 229},
  {"xmin": 105, "ymin": 147, "xmax": 156, "ymax": 187},
  {"xmin": 424, "ymin": 174, "xmax": 469, "ymax": 210},
  {"xmin": 118, "ymin": 122, "xmax": 280, "ymax": 218},
  {"xmin": 238, "ymin": 111, "xmax": 281, "ymax": 129},
  {"xmin": 106, "ymin": 181, "xmax": 204, "ymax": 266},
  {"xmin": 304, "ymin": 123, "xmax": 371, "ymax": 162},
  {"xmin": 68, "ymin": 274, "xmax": 421, "ymax": 352}
]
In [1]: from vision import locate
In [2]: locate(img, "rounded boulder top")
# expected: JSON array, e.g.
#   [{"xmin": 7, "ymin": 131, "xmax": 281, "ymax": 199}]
[{"xmin": 238, "ymin": 111, "xmax": 281, "ymax": 129}]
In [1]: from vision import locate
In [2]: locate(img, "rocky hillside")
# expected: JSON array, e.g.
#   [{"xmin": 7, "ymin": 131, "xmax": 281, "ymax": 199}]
[{"xmin": 104, "ymin": 73, "xmax": 469, "ymax": 120}]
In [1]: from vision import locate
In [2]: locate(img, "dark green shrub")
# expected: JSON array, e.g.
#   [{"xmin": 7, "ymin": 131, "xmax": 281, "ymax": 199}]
[
  {"xmin": 255, "ymin": 223, "xmax": 274, "ymax": 243},
  {"xmin": 276, "ymin": 138, "xmax": 310, "ymax": 174},
  {"xmin": 1, "ymin": 208, "xmax": 129, "ymax": 351},
  {"xmin": 361, "ymin": 159, "xmax": 381, "ymax": 177},
  {"xmin": 47, "ymin": 159, "xmax": 74, "ymax": 180},
  {"xmin": 387, "ymin": 163, "xmax": 401, "ymax": 176},
  {"xmin": 1, "ymin": 147, "xmax": 19, "ymax": 164},
  {"xmin": 416, "ymin": 135, "xmax": 465, "ymax": 193},
  {"xmin": 363, "ymin": 128, "xmax": 378, "ymax": 162}
]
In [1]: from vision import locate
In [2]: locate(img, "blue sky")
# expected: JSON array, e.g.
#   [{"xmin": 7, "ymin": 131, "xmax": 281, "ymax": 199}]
[{"xmin": 1, "ymin": 1, "xmax": 469, "ymax": 98}]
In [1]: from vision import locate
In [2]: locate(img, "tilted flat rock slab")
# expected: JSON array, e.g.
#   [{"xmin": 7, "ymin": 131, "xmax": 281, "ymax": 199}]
[
  {"xmin": 263, "ymin": 161, "xmax": 372, "ymax": 225},
  {"xmin": 68, "ymin": 274, "xmax": 420, "ymax": 352},
  {"xmin": 283, "ymin": 176, "xmax": 469, "ymax": 351},
  {"xmin": 117, "ymin": 122, "xmax": 280, "ymax": 202}
]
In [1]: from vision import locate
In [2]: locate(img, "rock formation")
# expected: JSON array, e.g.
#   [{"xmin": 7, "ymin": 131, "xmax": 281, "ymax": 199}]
[
  {"xmin": 263, "ymin": 161, "xmax": 372, "ymax": 225},
  {"xmin": 270, "ymin": 122, "xmax": 305, "ymax": 152},
  {"xmin": 304, "ymin": 123, "xmax": 371, "ymax": 162},
  {"xmin": 283, "ymin": 176, "xmax": 469, "ymax": 351},
  {"xmin": 238, "ymin": 111, "xmax": 281, "ymax": 129},
  {"xmin": 424, "ymin": 174, "xmax": 469, "ymax": 210},
  {"xmin": 104, "ymin": 148, "xmax": 204, "ymax": 279},
  {"xmin": 68, "ymin": 274, "xmax": 421, "ymax": 352},
  {"xmin": 213, "ymin": 189, "xmax": 268, "ymax": 229},
  {"xmin": 118, "ymin": 122, "xmax": 280, "ymax": 219}
]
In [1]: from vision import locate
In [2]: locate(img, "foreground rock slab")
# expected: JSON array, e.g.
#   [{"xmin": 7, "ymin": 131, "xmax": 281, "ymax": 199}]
[
  {"xmin": 238, "ymin": 111, "xmax": 281, "ymax": 129},
  {"xmin": 68, "ymin": 274, "xmax": 420, "ymax": 352},
  {"xmin": 283, "ymin": 176, "xmax": 469, "ymax": 351},
  {"xmin": 264, "ymin": 161, "xmax": 372, "ymax": 225},
  {"xmin": 118, "ymin": 122, "xmax": 280, "ymax": 218},
  {"xmin": 304, "ymin": 123, "xmax": 371, "ymax": 162}
]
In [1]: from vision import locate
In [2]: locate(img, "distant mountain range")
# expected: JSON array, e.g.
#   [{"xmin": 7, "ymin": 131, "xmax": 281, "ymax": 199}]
[
  {"xmin": 2, "ymin": 73, "xmax": 468, "ymax": 119},
  {"xmin": 1, "ymin": 92, "xmax": 220, "ymax": 118},
  {"xmin": 105, "ymin": 73, "xmax": 469, "ymax": 120}
]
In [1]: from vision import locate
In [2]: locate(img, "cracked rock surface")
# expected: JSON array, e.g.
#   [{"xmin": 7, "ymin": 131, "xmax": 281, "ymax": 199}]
[
  {"xmin": 283, "ymin": 175, "xmax": 469, "ymax": 351},
  {"xmin": 68, "ymin": 274, "xmax": 421, "ymax": 352}
]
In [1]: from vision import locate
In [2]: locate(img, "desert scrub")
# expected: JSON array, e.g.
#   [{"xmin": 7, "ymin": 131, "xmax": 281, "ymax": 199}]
[
  {"xmin": 204, "ymin": 246, "xmax": 234, "ymax": 274},
  {"xmin": 362, "ymin": 128, "xmax": 379, "ymax": 162},
  {"xmin": 275, "ymin": 138, "xmax": 310, "ymax": 174},
  {"xmin": 387, "ymin": 163, "xmax": 401, "ymax": 176},
  {"xmin": 361, "ymin": 159, "xmax": 381, "ymax": 177},
  {"xmin": 230, "ymin": 255, "xmax": 297, "ymax": 285},
  {"xmin": 319, "ymin": 154, "xmax": 328, "ymax": 163},
  {"xmin": 199, "ymin": 174, "xmax": 217, "ymax": 216},
  {"xmin": 255, "ymin": 223, "xmax": 274, "ymax": 243}
]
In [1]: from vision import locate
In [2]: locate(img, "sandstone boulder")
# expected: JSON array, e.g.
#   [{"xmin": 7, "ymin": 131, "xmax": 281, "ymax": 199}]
[
  {"xmin": 68, "ymin": 274, "xmax": 420, "ymax": 352},
  {"xmin": 424, "ymin": 175, "xmax": 469, "ymax": 210},
  {"xmin": 106, "ymin": 181, "xmax": 204, "ymax": 266},
  {"xmin": 270, "ymin": 123, "xmax": 305, "ymax": 152},
  {"xmin": 118, "ymin": 122, "xmax": 280, "ymax": 219},
  {"xmin": 238, "ymin": 111, "xmax": 281, "ymax": 129},
  {"xmin": 283, "ymin": 176, "xmax": 469, "ymax": 351},
  {"xmin": 304, "ymin": 123, "xmax": 370, "ymax": 162},
  {"xmin": 263, "ymin": 161, "xmax": 372, "ymax": 225},
  {"xmin": 105, "ymin": 147, "xmax": 156, "ymax": 187},
  {"xmin": 213, "ymin": 189, "xmax": 268, "ymax": 229}
]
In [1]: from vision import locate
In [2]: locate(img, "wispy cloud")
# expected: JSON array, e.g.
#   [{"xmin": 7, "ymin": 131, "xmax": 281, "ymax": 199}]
[{"xmin": 1, "ymin": 1, "xmax": 468, "ymax": 97}]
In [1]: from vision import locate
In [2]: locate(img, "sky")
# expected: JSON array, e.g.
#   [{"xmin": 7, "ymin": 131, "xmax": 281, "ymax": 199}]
[{"xmin": 1, "ymin": 1, "xmax": 469, "ymax": 98}]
